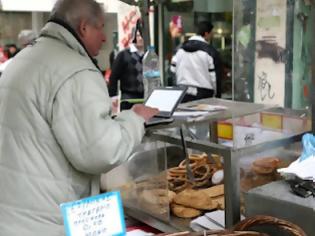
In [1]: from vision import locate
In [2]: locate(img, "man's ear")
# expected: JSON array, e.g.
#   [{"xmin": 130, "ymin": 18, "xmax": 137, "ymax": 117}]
[{"xmin": 78, "ymin": 19, "xmax": 88, "ymax": 38}]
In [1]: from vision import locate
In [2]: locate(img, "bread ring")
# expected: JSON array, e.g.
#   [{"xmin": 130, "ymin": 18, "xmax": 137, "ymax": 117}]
[
  {"xmin": 178, "ymin": 159, "xmax": 198, "ymax": 169},
  {"xmin": 168, "ymin": 178, "xmax": 187, "ymax": 192},
  {"xmin": 188, "ymin": 154, "xmax": 208, "ymax": 164},
  {"xmin": 193, "ymin": 177, "xmax": 210, "ymax": 187},
  {"xmin": 193, "ymin": 164, "xmax": 211, "ymax": 182},
  {"xmin": 209, "ymin": 164, "xmax": 218, "ymax": 175},
  {"xmin": 168, "ymin": 167, "xmax": 186, "ymax": 174},
  {"xmin": 167, "ymin": 172, "xmax": 186, "ymax": 180}
]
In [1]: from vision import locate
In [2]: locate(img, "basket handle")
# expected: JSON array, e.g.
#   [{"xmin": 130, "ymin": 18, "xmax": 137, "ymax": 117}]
[{"xmin": 233, "ymin": 215, "xmax": 306, "ymax": 236}]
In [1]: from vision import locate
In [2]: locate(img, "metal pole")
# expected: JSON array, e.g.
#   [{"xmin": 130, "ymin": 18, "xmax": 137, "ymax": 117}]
[
  {"xmin": 140, "ymin": 0, "xmax": 150, "ymax": 49},
  {"xmin": 311, "ymin": 4, "xmax": 315, "ymax": 134},
  {"xmin": 224, "ymin": 151, "xmax": 240, "ymax": 228},
  {"xmin": 179, "ymin": 125, "xmax": 195, "ymax": 183},
  {"xmin": 31, "ymin": 12, "xmax": 44, "ymax": 36},
  {"xmin": 158, "ymin": 2, "xmax": 165, "ymax": 85}
]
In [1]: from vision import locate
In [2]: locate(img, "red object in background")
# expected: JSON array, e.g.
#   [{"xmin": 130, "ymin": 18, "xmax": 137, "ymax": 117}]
[
  {"xmin": 169, "ymin": 15, "xmax": 183, "ymax": 38},
  {"xmin": 171, "ymin": 15, "xmax": 183, "ymax": 34},
  {"xmin": 127, "ymin": 225, "xmax": 161, "ymax": 234},
  {"xmin": 104, "ymin": 69, "xmax": 111, "ymax": 84},
  {"xmin": 0, "ymin": 47, "xmax": 8, "ymax": 63},
  {"xmin": 126, "ymin": 216, "xmax": 162, "ymax": 234}
]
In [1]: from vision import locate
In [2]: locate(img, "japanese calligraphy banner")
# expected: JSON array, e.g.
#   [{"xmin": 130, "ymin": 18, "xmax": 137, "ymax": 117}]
[
  {"xmin": 117, "ymin": 6, "xmax": 141, "ymax": 49},
  {"xmin": 254, "ymin": 0, "xmax": 287, "ymax": 106}
]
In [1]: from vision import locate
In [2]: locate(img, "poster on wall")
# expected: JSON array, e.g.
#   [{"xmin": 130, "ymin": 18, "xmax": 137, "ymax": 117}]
[{"xmin": 254, "ymin": 0, "xmax": 287, "ymax": 106}]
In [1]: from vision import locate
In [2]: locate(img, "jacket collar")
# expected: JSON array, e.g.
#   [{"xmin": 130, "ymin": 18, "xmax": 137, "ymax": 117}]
[
  {"xmin": 40, "ymin": 19, "xmax": 101, "ymax": 72},
  {"xmin": 129, "ymin": 43, "xmax": 144, "ymax": 56},
  {"xmin": 189, "ymin": 35, "xmax": 208, "ymax": 44}
]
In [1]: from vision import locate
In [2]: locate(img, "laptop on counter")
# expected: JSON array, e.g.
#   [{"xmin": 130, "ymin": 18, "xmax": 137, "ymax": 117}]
[{"xmin": 144, "ymin": 87, "xmax": 187, "ymax": 127}]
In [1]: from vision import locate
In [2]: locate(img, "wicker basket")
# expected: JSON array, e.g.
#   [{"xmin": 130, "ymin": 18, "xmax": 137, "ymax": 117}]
[
  {"xmin": 158, "ymin": 215, "xmax": 306, "ymax": 236},
  {"xmin": 233, "ymin": 215, "xmax": 306, "ymax": 236}
]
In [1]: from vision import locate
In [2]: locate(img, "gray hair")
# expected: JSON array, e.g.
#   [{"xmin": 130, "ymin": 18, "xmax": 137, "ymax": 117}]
[
  {"xmin": 18, "ymin": 30, "xmax": 36, "ymax": 47},
  {"xmin": 50, "ymin": 0, "xmax": 104, "ymax": 32}
]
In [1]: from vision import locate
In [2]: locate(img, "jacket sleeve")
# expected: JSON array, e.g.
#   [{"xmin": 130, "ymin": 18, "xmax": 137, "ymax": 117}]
[
  {"xmin": 108, "ymin": 50, "xmax": 125, "ymax": 97},
  {"xmin": 170, "ymin": 53, "xmax": 177, "ymax": 73},
  {"xmin": 51, "ymin": 70, "xmax": 145, "ymax": 175}
]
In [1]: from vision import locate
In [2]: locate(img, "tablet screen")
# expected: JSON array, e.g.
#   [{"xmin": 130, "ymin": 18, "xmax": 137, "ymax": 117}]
[{"xmin": 145, "ymin": 89, "xmax": 185, "ymax": 113}]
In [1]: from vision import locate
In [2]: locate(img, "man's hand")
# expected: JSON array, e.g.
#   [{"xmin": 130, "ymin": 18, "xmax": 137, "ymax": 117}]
[
  {"xmin": 111, "ymin": 96, "xmax": 120, "ymax": 115},
  {"xmin": 132, "ymin": 104, "xmax": 159, "ymax": 122}
]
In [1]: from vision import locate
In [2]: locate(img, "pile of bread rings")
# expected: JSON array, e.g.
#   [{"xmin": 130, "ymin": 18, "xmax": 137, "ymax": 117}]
[{"xmin": 167, "ymin": 153, "xmax": 223, "ymax": 193}]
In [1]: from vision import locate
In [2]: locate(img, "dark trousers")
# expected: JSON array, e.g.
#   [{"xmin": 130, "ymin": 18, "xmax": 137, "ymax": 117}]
[{"xmin": 181, "ymin": 87, "xmax": 214, "ymax": 103}]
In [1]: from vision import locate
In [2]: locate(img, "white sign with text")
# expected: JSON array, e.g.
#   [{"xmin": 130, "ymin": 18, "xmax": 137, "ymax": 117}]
[{"xmin": 60, "ymin": 192, "xmax": 125, "ymax": 236}]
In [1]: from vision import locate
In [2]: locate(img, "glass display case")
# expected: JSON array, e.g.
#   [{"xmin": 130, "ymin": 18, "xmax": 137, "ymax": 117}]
[{"xmin": 104, "ymin": 98, "xmax": 310, "ymax": 232}]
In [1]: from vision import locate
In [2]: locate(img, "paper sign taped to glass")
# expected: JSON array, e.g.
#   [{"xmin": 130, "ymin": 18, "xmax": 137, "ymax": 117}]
[{"xmin": 60, "ymin": 191, "xmax": 125, "ymax": 236}]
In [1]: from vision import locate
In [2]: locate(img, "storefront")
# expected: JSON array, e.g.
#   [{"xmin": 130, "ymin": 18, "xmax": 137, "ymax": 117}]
[
  {"xmin": 156, "ymin": 0, "xmax": 233, "ymax": 98},
  {"xmin": 233, "ymin": 0, "xmax": 314, "ymax": 111}
]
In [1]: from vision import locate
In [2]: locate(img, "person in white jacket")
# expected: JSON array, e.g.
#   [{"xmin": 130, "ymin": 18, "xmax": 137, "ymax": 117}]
[
  {"xmin": 0, "ymin": 0, "xmax": 158, "ymax": 235},
  {"xmin": 170, "ymin": 21, "xmax": 222, "ymax": 102}
]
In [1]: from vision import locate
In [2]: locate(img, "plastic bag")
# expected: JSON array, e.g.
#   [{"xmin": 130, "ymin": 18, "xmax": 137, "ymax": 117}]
[{"xmin": 299, "ymin": 133, "xmax": 315, "ymax": 162}]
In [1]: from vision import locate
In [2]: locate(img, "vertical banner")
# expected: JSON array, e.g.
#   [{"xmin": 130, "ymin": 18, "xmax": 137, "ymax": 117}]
[
  {"xmin": 254, "ymin": 0, "xmax": 287, "ymax": 106},
  {"xmin": 118, "ymin": 6, "xmax": 141, "ymax": 49},
  {"xmin": 96, "ymin": 1, "xmax": 141, "ymax": 49}
]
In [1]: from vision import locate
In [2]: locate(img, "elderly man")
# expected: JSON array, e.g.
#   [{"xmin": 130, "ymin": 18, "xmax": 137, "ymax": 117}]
[{"xmin": 0, "ymin": 0, "xmax": 158, "ymax": 235}]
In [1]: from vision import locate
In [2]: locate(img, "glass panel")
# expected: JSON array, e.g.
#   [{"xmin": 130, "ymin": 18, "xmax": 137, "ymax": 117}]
[
  {"xmin": 218, "ymin": 106, "xmax": 310, "ymax": 149},
  {"xmin": 105, "ymin": 141, "xmax": 181, "ymax": 222}
]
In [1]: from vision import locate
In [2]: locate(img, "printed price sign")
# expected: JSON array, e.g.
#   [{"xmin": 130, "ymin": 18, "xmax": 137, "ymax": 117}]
[{"xmin": 60, "ymin": 191, "xmax": 125, "ymax": 236}]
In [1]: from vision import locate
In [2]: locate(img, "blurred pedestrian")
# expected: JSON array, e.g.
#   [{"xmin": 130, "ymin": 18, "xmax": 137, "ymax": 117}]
[
  {"xmin": 171, "ymin": 21, "xmax": 222, "ymax": 102},
  {"xmin": 0, "ymin": 30, "xmax": 36, "ymax": 75},
  {"xmin": 108, "ymin": 19, "xmax": 145, "ymax": 110},
  {"xmin": 5, "ymin": 44, "xmax": 19, "ymax": 58},
  {"xmin": 17, "ymin": 29, "xmax": 36, "ymax": 48}
]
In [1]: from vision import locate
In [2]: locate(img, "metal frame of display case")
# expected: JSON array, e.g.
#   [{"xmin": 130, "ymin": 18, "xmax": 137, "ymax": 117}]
[
  {"xmin": 125, "ymin": 98, "xmax": 308, "ymax": 232},
  {"xmin": 312, "ymin": 4, "xmax": 315, "ymax": 134},
  {"xmin": 151, "ymin": 129, "xmax": 304, "ymax": 228}
]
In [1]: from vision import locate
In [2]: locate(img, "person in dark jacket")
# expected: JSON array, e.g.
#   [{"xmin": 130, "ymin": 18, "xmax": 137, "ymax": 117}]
[
  {"xmin": 108, "ymin": 21, "xmax": 144, "ymax": 110},
  {"xmin": 171, "ymin": 21, "xmax": 222, "ymax": 102}
]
